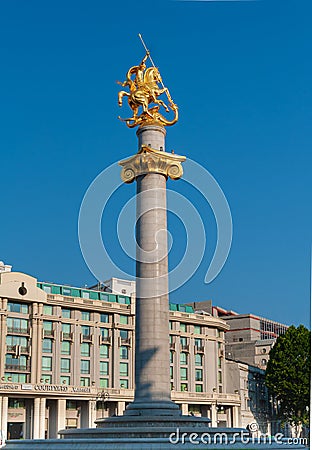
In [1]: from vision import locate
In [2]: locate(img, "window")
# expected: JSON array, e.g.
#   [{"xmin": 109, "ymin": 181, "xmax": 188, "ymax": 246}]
[
  {"xmin": 62, "ymin": 323, "xmax": 71, "ymax": 338},
  {"xmin": 62, "ymin": 309, "xmax": 71, "ymax": 319},
  {"xmin": 100, "ymin": 328, "xmax": 109, "ymax": 338},
  {"xmin": 170, "ymin": 351, "xmax": 174, "ymax": 364},
  {"xmin": 100, "ymin": 345, "xmax": 109, "ymax": 358},
  {"xmin": 120, "ymin": 330, "xmax": 129, "ymax": 340},
  {"xmin": 180, "ymin": 352, "xmax": 188, "ymax": 365},
  {"xmin": 42, "ymin": 339, "xmax": 52, "ymax": 353},
  {"xmin": 7, "ymin": 317, "xmax": 28, "ymax": 333},
  {"xmin": 195, "ymin": 354, "xmax": 203, "ymax": 366},
  {"xmin": 62, "ymin": 288, "xmax": 72, "ymax": 296},
  {"xmin": 194, "ymin": 338, "xmax": 202, "ymax": 348},
  {"xmin": 181, "ymin": 383, "xmax": 188, "ymax": 391},
  {"xmin": 180, "ymin": 337, "xmax": 187, "ymax": 348},
  {"xmin": 42, "ymin": 285, "xmax": 52, "ymax": 294},
  {"xmin": 100, "ymin": 362, "xmax": 109, "ymax": 376},
  {"xmin": 81, "ymin": 343, "xmax": 90, "ymax": 357},
  {"xmin": 218, "ymin": 357, "xmax": 222, "ymax": 368},
  {"xmin": 180, "ymin": 367, "xmax": 188, "ymax": 381},
  {"xmin": 180, "ymin": 323, "xmax": 187, "ymax": 332},
  {"xmin": 43, "ymin": 321, "xmax": 53, "ymax": 336},
  {"xmin": 61, "ymin": 358, "xmax": 70, "ymax": 373},
  {"xmin": 80, "ymin": 377, "xmax": 90, "ymax": 387},
  {"xmin": 118, "ymin": 296, "xmax": 127, "ymax": 304},
  {"xmin": 6, "ymin": 354, "xmax": 27, "ymax": 370},
  {"xmin": 195, "ymin": 369, "xmax": 203, "ymax": 381},
  {"xmin": 43, "ymin": 305, "xmax": 53, "ymax": 315},
  {"xmin": 100, "ymin": 314, "xmax": 109, "ymax": 323},
  {"xmin": 80, "ymin": 360, "xmax": 90, "ymax": 374},
  {"xmin": 82, "ymin": 291, "xmax": 90, "ymax": 299},
  {"xmin": 261, "ymin": 359, "xmax": 267, "ymax": 366},
  {"xmin": 42, "ymin": 356, "xmax": 52, "ymax": 371},
  {"xmin": 120, "ymin": 379, "xmax": 128, "ymax": 388},
  {"xmin": 4, "ymin": 373, "xmax": 27, "ymax": 383},
  {"xmin": 60, "ymin": 376, "xmax": 70, "ymax": 385},
  {"xmin": 120, "ymin": 346, "xmax": 128, "ymax": 359},
  {"xmin": 66, "ymin": 400, "xmax": 77, "ymax": 410},
  {"xmin": 8, "ymin": 302, "xmax": 29, "ymax": 314},
  {"xmin": 6, "ymin": 335, "xmax": 28, "ymax": 348},
  {"xmin": 119, "ymin": 315, "xmax": 128, "ymax": 325},
  {"xmin": 218, "ymin": 371, "xmax": 222, "ymax": 384},
  {"xmin": 170, "ymin": 366, "xmax": 173, "ymax": 379},
  {"xmin": 61, "ymin": 341, "xmax": 71, "ymax": 355},
  {"xmin": 8, "ymin": 399, "xmax": 25, "ymax": 409},
  {"xmin": 194, "ymin": 325, "xmax": 201, "ymax": 335},
  {"xmin": 195, "ymin": 384, "xmax": 203, "ymax": 392},
  {"xmin": 43, "ymin": 375, "xmax": 52, "ymax": 384},
  {"xmin": 81, "ymin": 325, "xmax": 90, "ymax": 336},
  {"xmin": 100, "ymin": 378, "xmax": 109, "ymax": 388},
  {"xmin": 120, "ymin": 362, "xmax": 128, "ymax": 377},
  {"xmin": 169, "ymin": 321, "xmax": 173, "ymax": 330},
  {"xmin": 81, "ymin": 311, "xmax": 90, "ymax": 321}
]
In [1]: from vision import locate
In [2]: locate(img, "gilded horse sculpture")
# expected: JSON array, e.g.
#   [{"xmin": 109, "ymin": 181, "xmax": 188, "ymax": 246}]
[{"xmin": 117, "ymin": 51, "xmax": 178, "ymax": 128}]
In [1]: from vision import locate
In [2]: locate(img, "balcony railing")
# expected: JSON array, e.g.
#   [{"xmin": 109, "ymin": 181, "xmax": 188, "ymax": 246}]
[
  {"xmin": 195, "ymin": 346, "xmax": 205, "ymax": 353},
  {"xmin": 7, "ymin": 327, "xmax": 29, "ymax": 335},
  {"xmin": 6, "ymin": 345, "xmax": 29, "ymax": 354},
  {"xmin": 5, "ymin": 363, "xmax": 31, "ymax": 372},
  {"xmin": 62, "ymin": 332, "xmax": 73, "ymax": 341},
  {"xmin": 181, "ymin": 344, "xmax": 189, "ymax": 351},
  {"xmin": 43, "ymin": 329, "xmax": 54, "ymax": 338}
]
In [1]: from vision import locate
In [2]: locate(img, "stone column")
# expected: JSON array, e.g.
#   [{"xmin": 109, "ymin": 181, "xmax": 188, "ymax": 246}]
[
  {"xmin": 0, "ymin": 396, "xmax": 8, "ymax": 440},
  {"xmin": 39, "ymin": 397, "xmax": 46, "ymax": 439},
  {"xmin": 48, "ymin": 399, "xmax": 66, "ymax": 438},
  {"xmin": 232, "ymin": 405, "xmax": 240, "ymax": 427},
  {"xmin": 120, "ymin": 126, "xmax": 185, "ymax": 417},
  {"xmin": 210, "ymin": 403, "xmax": 218, "ymax": 427},
  {"xmin": 181, "ymin": 403, "xmax": 188, "ymax": 415},
  {"xmin": 33, "ymin": 398, "xmax": 40, "ymax": 438},
  {"xmin": 88, "ymin": 400, "xmax": 97, "ymax": 428}
]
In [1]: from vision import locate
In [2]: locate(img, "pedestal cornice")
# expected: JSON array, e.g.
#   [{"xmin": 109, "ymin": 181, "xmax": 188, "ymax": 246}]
[{"xmin": 118, "ymin": 145, "xmax": 186, "ymax": 183}]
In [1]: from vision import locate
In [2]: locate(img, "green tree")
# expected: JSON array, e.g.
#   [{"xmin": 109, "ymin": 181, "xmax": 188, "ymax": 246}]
[{"xmin": 265, "ymin": 325, "xmax": 310, "ymax": 435}]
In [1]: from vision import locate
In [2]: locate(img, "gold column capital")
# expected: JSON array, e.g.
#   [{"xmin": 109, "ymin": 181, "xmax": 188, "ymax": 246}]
[{"xmin": 118, "ymin": 145, "xmax": 186, "ymax": 184}]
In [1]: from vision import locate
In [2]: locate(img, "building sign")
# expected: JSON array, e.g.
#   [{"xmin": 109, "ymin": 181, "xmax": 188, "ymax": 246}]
[
  {"xmin": 0, "ymin": 383, "xmax": 91, "ymax": 394},
  {"xmin": 0, "ymin": 384, "xmax": 19, "ymax": 391},
  {"xmin": 34, "ymin": 384, "xmax": 68, "ymax": 392}
]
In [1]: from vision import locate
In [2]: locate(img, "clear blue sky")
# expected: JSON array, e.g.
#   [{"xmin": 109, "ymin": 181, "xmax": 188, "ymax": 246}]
[{"xmin": 0, "ymin": 0, "xmax": 311, "ymax": 327}]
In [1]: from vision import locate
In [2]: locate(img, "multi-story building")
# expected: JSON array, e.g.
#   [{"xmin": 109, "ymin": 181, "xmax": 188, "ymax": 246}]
[
  {"xmin": 0, "ymin": 269, "xmax": 243, "ymax": 441},
  {"xmin": 187, "ymin": 301, "xmax": 288, "ymax": 370}
]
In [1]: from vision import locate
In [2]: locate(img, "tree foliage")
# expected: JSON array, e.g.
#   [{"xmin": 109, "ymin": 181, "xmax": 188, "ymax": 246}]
[{"xmin": 265, "ymin": 325, "xmax": 310, "ymax": 428}]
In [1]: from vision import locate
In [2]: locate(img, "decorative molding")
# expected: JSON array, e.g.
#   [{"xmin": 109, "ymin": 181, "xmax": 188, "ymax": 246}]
[{"xmin": 119, "ymin": 145, "xmax": 186, "ymax": 184}]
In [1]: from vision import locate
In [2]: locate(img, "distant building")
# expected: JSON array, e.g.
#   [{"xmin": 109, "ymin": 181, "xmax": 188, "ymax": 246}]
[{"xmin": 213, "ymin": 306, "xmax": 288, "ymax": 369}]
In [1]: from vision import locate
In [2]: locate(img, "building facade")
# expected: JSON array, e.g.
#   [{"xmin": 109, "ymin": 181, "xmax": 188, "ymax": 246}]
[
  {"xmin": 215, "ymin": 307, "xmax": 288, "ymax": 369},
  {"xmin": 0, "ymin": 270, "xmax": 244, "ymax": 441}
]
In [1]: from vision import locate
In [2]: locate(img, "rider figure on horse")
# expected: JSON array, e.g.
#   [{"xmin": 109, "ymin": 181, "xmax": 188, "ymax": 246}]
[{"xmin": 119, "ymin": 51, "xmax": 150, "ymax": 91}]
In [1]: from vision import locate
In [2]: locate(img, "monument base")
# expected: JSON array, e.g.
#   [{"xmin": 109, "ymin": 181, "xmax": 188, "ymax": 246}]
[{"xmin": 3, "ymin": 414, "xmax": 306, "ymax": 449}]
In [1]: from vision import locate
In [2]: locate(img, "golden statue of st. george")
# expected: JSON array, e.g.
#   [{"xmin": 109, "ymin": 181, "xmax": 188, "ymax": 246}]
[{"xmin": 117, "ymin": 49, "xmax": 178, "ymax": 128}]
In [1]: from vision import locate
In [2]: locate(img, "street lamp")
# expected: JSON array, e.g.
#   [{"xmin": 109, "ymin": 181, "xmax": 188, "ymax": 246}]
[{"xmin": 96, "ymin": 391, "xmax": 109, "ymax": 418}]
